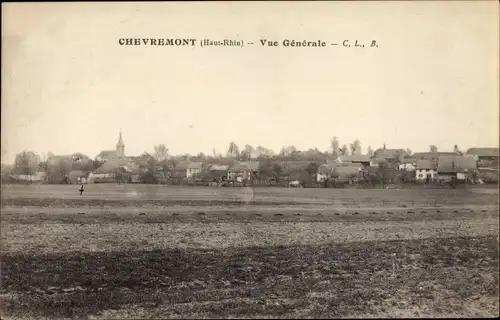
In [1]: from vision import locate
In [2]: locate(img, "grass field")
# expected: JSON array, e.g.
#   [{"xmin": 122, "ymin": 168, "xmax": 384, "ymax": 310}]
[{"xmin": 1, "ymin": 184, "xmax": 499, "ymax": 318}]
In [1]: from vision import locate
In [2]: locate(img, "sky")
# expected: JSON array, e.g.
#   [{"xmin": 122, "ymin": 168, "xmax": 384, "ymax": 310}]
[{"xmin": 2, "ymin": 1, "xmax": 499, "ymax": 164}]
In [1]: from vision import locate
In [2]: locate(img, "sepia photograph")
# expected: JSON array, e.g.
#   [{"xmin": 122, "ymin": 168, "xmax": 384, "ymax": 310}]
[{"xmin": 1, "ymin": 1, "xmax": 499, "ymax": 319}]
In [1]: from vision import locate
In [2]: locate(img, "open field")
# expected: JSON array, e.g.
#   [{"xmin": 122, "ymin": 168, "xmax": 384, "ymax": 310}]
[{"xmin": 1, "ymin": 184, "xmax": 499, "ymax": 318}]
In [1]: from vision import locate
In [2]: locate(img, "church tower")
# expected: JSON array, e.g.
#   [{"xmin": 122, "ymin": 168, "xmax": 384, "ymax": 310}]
[{"xmin": 116, "ymin": 131, "xmax": 125, "ymax": 158}]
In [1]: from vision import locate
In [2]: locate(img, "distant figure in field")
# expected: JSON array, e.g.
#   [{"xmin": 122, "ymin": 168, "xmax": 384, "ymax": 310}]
[{"xmin": 79, "ymin": 184, "xmax": 84, "ymax": 196}]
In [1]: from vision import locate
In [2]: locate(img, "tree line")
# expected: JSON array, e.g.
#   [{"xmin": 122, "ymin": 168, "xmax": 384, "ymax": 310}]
[{"xmin": 4, "ymin": 140, "xmax": 465, "ymax": 184}]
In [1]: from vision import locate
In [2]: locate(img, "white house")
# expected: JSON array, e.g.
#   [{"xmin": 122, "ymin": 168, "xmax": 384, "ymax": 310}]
[
  {"xmin": 10, "ymin": 171, "xmax": 46, "ymax": 182},
  {"xmin": 398, "ymin": 158, "xmax": 416, "ymax": 171},
  {"xmin": 415, "ymin": 160, "xmax": 438, "ymax": 182},
  {"xmin": 186, "ymin": 162, "xmax": 203, "ymax": 179}
]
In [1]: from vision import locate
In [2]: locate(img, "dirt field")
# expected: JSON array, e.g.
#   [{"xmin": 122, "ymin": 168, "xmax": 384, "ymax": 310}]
[{"xmin": 1, "ymin": 184, "xmax": 499, "ymax": 318}]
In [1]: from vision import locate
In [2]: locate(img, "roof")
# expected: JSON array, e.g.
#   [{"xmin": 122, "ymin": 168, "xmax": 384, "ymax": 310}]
[
  {"xmin": 335, "ymin": 166, "xmax": 362, "ymax": 178},
  {"xmin": 325, "ymin": 159, "xmax": 338, "ymax": 166},
  {"xmin": 370, "ymin": 157, "xmax": 388, "ymax": 165},
  {"xmin": 230, "ymin": 161, "xmax": 260, "ymax": 172},
  {"xmin": 171, "ymin": 161, "xmax": 189, "ymax": 170},
  {"xmin": 412, "ymin": 152, "xmax": 458, "ymax": 160},
  {"xmin": 278, "ymin": 161, "xmax": 322, "ymax": 175},
  {"xmin": 318, "ymin": 164, "xmax": 334, "ymax": 175},
  {"xmin": 438, "ymin": 155, "xmax": 477, "ymax": 173},
  {"xmin": 416, "ymin": 159, "xmax": 438, "ymax": 170},
  {"xmin": 209, "ymin": 164, "xmax": 230, "ymax": 171},
  {"xmin": 466, "ymin": 148, "xmax": 499, "ymax": 157},
  {"xmin": 401, "ymin": 157, "xmax": 416, "ymax": 164},
  {"xmin": 69, "ymin": 170, "xmax": 88, "ymax": 178},
  {"xmin": 317, "ymin": 163, "xmax": 363, "ymax": 175},
  {"xmin": 338, "ymin": 155, "xmax": 371, "ymax": 163},
  {"xmin": 478, "ymin": 167, "xmax": 499, "ymax": 172},
  {"xmin": 93, "ymin": 162, "xmax": 122, "ymax": 174},
  {"xmin": 373, "ymin": 149, "xmax": 405, "ymax": 159},
  {"xmin": 121, "ymin": 164, "xmax": 140, "ymax": 174},
  {"xmin": 187, "ymin": 162, "xmax": 203, "ymax": 170},
  {"xmin": 97, "ymin": 150, "xmax": 118, "ymax": 158}
]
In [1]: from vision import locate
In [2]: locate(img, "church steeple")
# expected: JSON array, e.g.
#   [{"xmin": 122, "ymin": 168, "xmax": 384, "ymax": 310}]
[{"xmin": 116, "ymin": 130, "xmax": 125, "ymax": 158}]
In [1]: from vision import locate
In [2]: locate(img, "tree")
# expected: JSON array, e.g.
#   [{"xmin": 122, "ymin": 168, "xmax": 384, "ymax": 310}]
[
  {"xmin": 330, "ymin": 137, "xmax": 340, "ymax": 159},
  {"xmin": 272, "ymin": 163, "xmax": 282, "ymax": 182},
  {"xmin": 453, "ymin": 145, "xmax": 463, "ymax": 155},
  {"xmin": 279, "ymin": 145, "xmax": 298, "ymax": 160},
  {"xmin": 429, "ymin": 145, "xmax": 438, "ymax": 153},
  {"xmin": 70, "ymin": 153, "xmax": 92, "ymax": 171},
  {"xmin": 305, "ymin": 162, "xmax": 319, "ymax": 181},
  {"xmin": 405, "ymin": 148, "xmax": 413, "ymax": 156},
  {"xmin": 395, "ymin": 150, "xmax": 405, "ymax": 163},
  {"xmin": 154, "ymin": 144, "xmax": 169, "ymax": 162},
  {"xmin": 280, "ymin": 145, "xmax": 297, "ymax": 156},
  {"xmin": 196, "ymin": 152, "xmax": 206, "ymax": 161},
  {"xmin": 227, "ymin": 141, "xmax": 240, "ymax": 158},
  {"xmin": 93, "ymin": 159, "xmax": 105, "ymax": 171},
  {"xmin": 350, "ymin": 138, "xmax": 361, "ymax": 155},
  {"xmin": 47, "ymin": 157, "xmax": 72, "ymax": 184},
  {"xmin": 256, "ymin": 146, "xmax": 274, "ymax": 157},
  {"xmin": 241, "ymin": 144, "xmax": 255, "ymax": 161},
  {"xmin": 330, "ymin": 168, "xmax": 340, "ymax": 186},
  {"xmin": 38, "ymin": 161, "xmax": 48, "ymax": 173},
  {"xmin": 340, "ymin": 144, "xmax": 349, "ymax": 156},
  {"xmin": 367, "ymin": 146, "xmax": 374, "ymax": 157},
  {"xmin": 378, "ymin": 162, "xmax": 391, "ymax": 188},
  {"xmin": 137, "ymin": 152, "xmax": 158, "ymax": 184},
  {"xmin": 258, "ymin": 159, "xmax": 274, "ymax": 181},
  {"xmin": 14, "ymin": 151, "xmax": 40, "ymax": 175}
]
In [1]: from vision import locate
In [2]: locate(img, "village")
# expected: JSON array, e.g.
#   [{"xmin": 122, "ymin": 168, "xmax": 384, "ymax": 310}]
[{"xmin": 2, "ymin": 131, "xmax": 499, "ymax": 188}]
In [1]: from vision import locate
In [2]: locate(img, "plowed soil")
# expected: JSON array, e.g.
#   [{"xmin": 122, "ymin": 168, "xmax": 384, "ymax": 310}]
[{"xmin": 1, "ymin": 185, "xmax": 498, "ymax": 318}]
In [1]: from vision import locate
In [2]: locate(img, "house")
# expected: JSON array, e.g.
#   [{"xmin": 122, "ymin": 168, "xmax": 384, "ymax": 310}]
[
  {"xmin": 412, "ymin": 152, "xmax": 459, "ymax": 162},
  {"xmin": 437, "ymin": 155, "xmax": 477, "ymax": 181},
  {"xmin": 477, "ymin": 167, "xmax": 499, "ymax": 184},
  {"xmin": 89, "ymin": 161, "xmax": 123, "ymax": 183},
  {"xmin": 317, "ymin": 163, "xmax": 363, "ymax": 183},
  {"xmin": 466, "ymin": 147, "xmax": 499, "ymax": 161},
  {"xmin": 335, "ymin": 165, "xmax": 363, "ymax": 183},
  {"xmin": 96, "ymin": 150, "xmax": 120, "ymax": 162},
  {"xmin": 95, "ymin": 131, "xmax": 126, "ymax": 162},
  {"xmin": 466, "ymin": 148, "xmax": 499, "ymax": 169},
  {"xmin": 228, "ymin": 161, "xmax": 260, "ymax": 182},
  {"xmin": 399, "ymin": 158, "xmax": 417, "ymax": 171},
  {"xmin": 9, "ymin": 167, "xmax": 46, "ymax": 183},
  {"xmin": 68, "ymin": 170, "xmax": 89, "ymax": 184},
  {"xmin": 120, "ymin": 164, "xmax": 141, "ymax": 183},
  {"xmin": 336, "ymin": 155, "xmax": 371, "ymax": 167},
  {"xmin": 187, "ymin": 162, "xmax": 203, "ymax": 179},
  {"xmin": 204, "ymin": 164, "xmax": 230, "ymax": 181},
  {"xmin": 370, "ymin": 157, "xmax": 388, "ymax": 168},
  {"xmin": 316, "ymin": 164, "xmax": 332, "ymax": 182},
  {"xmin": 279, "ymin": 161, "xmax": 321, "ymax": 181},
  {"xmin": 169, "ymin": 161, "xmax": 189, "ymax": 180},
  {"xmin": 415, "ymin": 160, "xmax": 438, "ymax": 182}
]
